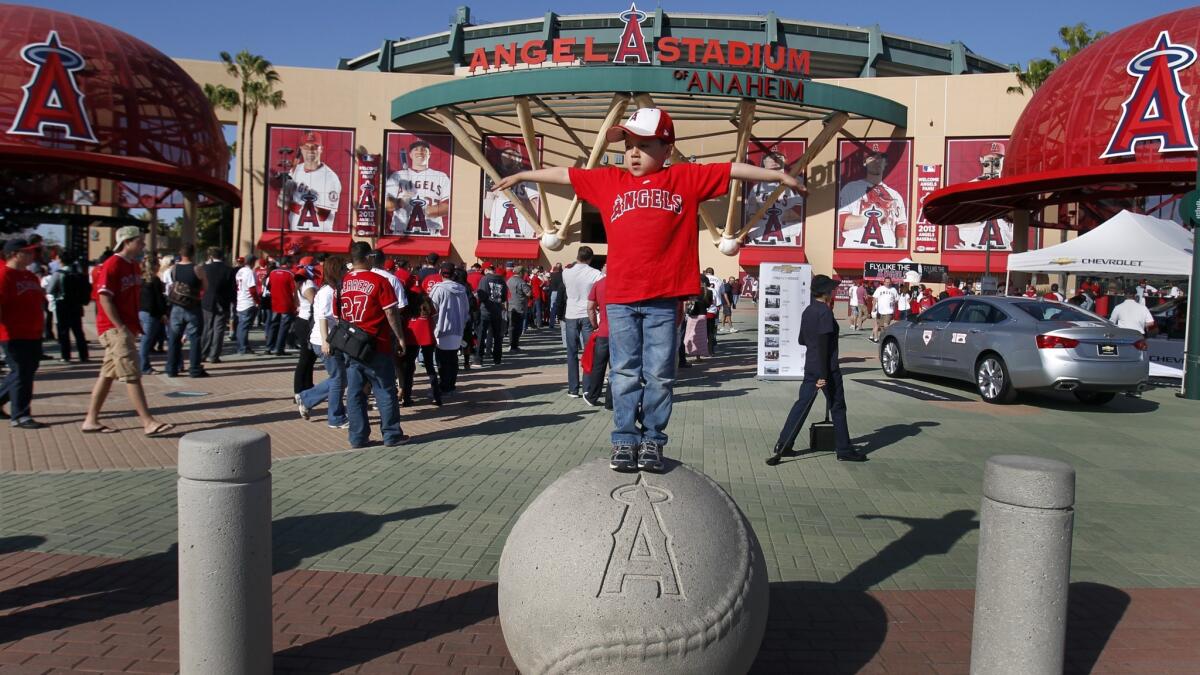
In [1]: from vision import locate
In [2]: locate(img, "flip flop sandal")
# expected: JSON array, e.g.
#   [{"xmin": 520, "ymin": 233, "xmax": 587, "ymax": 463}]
[
  {"xmin": 81, "ymin": 425, "xmax": 119, "ymax": 434},
  {"xmin": 145, "ymin": 422, "xmax": 176, "ymax": 437}
]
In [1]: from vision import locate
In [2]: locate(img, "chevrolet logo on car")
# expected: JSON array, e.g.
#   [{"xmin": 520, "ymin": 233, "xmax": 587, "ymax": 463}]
[{"xmin": 1050, "ymin": 257, "xmax": 1076, "ymax": 265}]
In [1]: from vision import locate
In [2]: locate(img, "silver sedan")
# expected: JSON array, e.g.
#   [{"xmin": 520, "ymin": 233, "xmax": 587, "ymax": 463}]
[{"xmin": 878, "ymin": 296, "xmax": 1150, "ymax": 404}]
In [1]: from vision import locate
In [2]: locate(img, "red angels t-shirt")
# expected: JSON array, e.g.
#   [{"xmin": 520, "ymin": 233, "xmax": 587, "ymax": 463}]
[
  {"xmin": 569, "ymin": 163, "xmax": 730, "ymax": 304},
  {"xmin": 945, "ymin": 286, "xmax": 964, "ymax": 298},
  {"xmin": 0, "ymin": 266, "xmax": 46, "ymax": 341},
  {"xmin": 96, "ymin": 254, "xmax": 143, "ymax": 335},
  {"xmin": 339, "ymin": 269, "xmax": 398, "ymax": 353},
  {"xmin": 268, "ymin": 269, "xmax": 297, "ymax": 314}
]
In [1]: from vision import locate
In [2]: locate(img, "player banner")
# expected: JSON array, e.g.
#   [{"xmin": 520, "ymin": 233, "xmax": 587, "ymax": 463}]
[
  {"xmin": 944, "ymin": 138, "xmax": 1011, "ymax": 251},
  {"xmin": 912, "ymin": 164, "xmax": 942, "ymax": 253},
  {"xmin": 756, "ymin": 262, "xmax": 812, "ymax": 381},
  {"xmin": 265, "ymin": 126, "xmax": 354, "ymax": 233},
  {"xmin": 480, "ymin": 134, "xmax": 542, "ymax": 239},
  {"xmin": 836, "ymin": 139, "xmax": 912, "ymax": 250},
  {"xmin": 383, "ymin": 131, "xmax": 455, "ymax": 237},
  {"xmin": 742, "ymin": 139, "xmax": 806, "ymax": 246},
  {"xmin": 353, "ymin": 152, "xmax": 381, "ymax": 238}
]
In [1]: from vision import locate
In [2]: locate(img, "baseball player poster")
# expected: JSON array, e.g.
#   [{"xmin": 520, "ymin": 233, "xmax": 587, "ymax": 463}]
[
  {"xmin": 480, "ymin": 135, "xmax": 542, "ymax": 239},
  {"xmin": 742, "ymin": 139, "xmax": 807, "ymax": 247},
  {"xmin": 265, "ymin": 126, "xmax": 354, "ymax": 233},
  {"xmin": 944, "ymin": 138, "xmax": 1013, "ymax": 251},
  {"xmin": 383, "ymin": 131, "xmax": 455, "ymax": 237},
  {"xmin": 835, "ymin": 139, "xmax": 912, "ymax": 250}
]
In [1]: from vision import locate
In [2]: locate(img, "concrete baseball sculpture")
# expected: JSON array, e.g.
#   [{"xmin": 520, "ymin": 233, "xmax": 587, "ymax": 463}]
[{"xmin": 499, "ymin": 459, "xmax": 769, "ymax": 674}]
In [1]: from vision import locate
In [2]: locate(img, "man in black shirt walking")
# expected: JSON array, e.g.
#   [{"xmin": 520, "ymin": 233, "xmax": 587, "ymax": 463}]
[
  {"xmin": 767, "ymin": 274, "xmax": 867, "ymax": 465},
  {"xmin": 475, "ymin": 266, "xmax": 507, "ymax": 366},
  {"xmin": 200, "ymin": 247, "xmax": 235, "ymax": 363}
]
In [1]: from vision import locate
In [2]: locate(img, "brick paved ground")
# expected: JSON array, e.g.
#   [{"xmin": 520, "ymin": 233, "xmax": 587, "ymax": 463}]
[{"xmin": 2, "ymin": 304, "xmax": 1199, "ymax": 672}]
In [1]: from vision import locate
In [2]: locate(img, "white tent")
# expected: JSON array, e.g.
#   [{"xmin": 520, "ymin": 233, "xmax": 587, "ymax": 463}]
[{"xmin": 1006, "ymin": 210, "xmax": 1193, "ymax": 277}]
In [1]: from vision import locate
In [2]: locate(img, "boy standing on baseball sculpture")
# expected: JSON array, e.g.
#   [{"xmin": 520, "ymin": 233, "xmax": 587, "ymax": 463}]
[{"xmin": 492, "ymin": 108, "xmax": 803, "ymax": 472}]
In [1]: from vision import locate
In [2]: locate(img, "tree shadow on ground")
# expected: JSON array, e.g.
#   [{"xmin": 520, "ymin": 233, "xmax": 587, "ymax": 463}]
[
  {"xmin": 0, "ymin": 505, "xmax": 454, "ymax": 644},
  {"xmin": 753, "ymin": 509, "xmax": 980, "ymax": 673}
]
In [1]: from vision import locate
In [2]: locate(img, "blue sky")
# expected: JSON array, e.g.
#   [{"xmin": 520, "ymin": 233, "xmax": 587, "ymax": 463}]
[{"xmin": 23, "ymin": 0, "xmax": 1198, "ymax": 70}]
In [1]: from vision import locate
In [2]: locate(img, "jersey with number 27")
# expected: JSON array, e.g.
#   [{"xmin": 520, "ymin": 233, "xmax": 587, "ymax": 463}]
[{"xmin": 339, "ymin": 269, "xmax": 398, "ymax": 353}]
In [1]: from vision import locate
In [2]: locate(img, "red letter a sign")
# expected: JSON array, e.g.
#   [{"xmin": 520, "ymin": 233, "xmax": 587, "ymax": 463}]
[
  {"xmin": 1101, "ymin": 31, "xmax": 1197, "ymax": 159},
  {"xmin": 8, "ymin": 31, "xmax": 98, "ymax": 143},
  {"xmin": 612, "ymin": 3, "xmax": 651, "ymax": 64}
]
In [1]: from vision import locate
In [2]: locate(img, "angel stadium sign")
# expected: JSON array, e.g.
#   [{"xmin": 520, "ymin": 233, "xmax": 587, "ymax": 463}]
[{"xmin": 466, "ymin": 3, "xmax": 812, "ymax": 79}]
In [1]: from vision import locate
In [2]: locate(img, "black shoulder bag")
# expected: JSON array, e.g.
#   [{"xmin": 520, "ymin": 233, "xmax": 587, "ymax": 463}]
[{"xmin": 327, "ymin": 285, "xmax": 377, "ymax": 363}]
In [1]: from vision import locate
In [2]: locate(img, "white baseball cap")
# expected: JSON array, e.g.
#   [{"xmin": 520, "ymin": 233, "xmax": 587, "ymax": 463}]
[{"xmin": 605, "ymin": 107, "xmax": 675, "ymax": 144}]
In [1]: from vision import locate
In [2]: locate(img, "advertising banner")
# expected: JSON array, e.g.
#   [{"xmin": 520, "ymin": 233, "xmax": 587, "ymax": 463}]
[
  {"xmin": 353, "ymin": 152, "xmax": 381, "ymax": 238},
  {"xmin": 265, "ymin": 126, "xmax": 354, "ymax": 233},
  {"xmin": 836, "ymin": 139, "xmax": 912, "ymax": 251},
  {"xmin": 944, "ymin": 138, "xmax": 1012, "ymax": 251},
  {"xmin": 757, "ymin": 262, "xmax": 812, "ymax": 380},
  {"xmin": 480, "ymin": 135, "xmax": 542, "ymax": 239},
  {"xmin": 863, "ymin": 261, "xmax": 949, "ymax": 281},
  {"xmin": 382, "ymin": 131, "xmax": 455, "ymax": 237},
  {"xmin": 742, "ymin": 139, "xmax": 807, "ymax": 247},
  {"xmin": 912, "ymin": 164, "xmax": 942, "ymax": 253}
]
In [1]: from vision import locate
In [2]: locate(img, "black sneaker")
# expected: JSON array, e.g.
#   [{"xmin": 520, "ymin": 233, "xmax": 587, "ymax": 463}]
[
  {"xmin": 14, "ymin": 418, "xmax": 48, "ymax": 430},
  {"xmin": 609, "ymin": 443, "xmax": 636, "ymax": 472},
  {"xmin": 836, "ymin": 449, "xmax": 869, "ymax": 462},
  {"xmin": 637, "ymin": 440, "xmax": 664, "ymax": 472},
  {"xmin": 581, "ymin": 392, "xmax": 598, "ymax": 407},
  {"xmin": 386, "ymin": 435, "xmax": 411, "ymax": 447}
]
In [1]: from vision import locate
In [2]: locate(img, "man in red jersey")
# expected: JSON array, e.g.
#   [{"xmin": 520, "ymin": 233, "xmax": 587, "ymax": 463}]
[
  {"xmin": 82, "ymin": 227, "xmax": 173, "ymax": 436},
  {"xmin": 0, "ymin": 238, "xmax": 49, "ymax": 428},
  {"xmin": 340, "ymin": 241, "xmax": 409, "ymax": 449},
  {"xmin": 265, "ymin": 257, "xmax": 298, "ymax": 356},
  {"xmin": 493, "ymin": 107, "xmax": 801, "ymax": 472}
]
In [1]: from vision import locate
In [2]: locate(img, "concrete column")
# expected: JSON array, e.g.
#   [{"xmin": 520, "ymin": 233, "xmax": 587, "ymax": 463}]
[
  {"xmin": 178, "ymin": 429, "xmax": 273, "ymax": 675},
  {"xmin": 970, "ymin": 455, "xmax": 1075, "ymax": 675}
]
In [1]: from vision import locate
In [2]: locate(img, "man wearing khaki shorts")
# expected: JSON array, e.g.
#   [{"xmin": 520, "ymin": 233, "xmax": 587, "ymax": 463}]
[
  {"xmin": 870, "ymin": 277, "xmax": 900, "ymax": 344},
  {"xmin": 82, "ymin": 226, "xmax": 174, "ymax": 436}
]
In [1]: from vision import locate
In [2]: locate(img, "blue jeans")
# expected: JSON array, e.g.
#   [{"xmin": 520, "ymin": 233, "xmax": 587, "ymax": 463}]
[
  {"xmin": 775, "ymin": 371, "xmax": 852, "ymax": 453},
  {"xmin": 138, "ymin": 311, "xmax": 165, "ymax": 373},
  {"xmin": 0, "ymin": 339, "xmax": 41, "ymax": 423},
  {"xmin": 548, "ymin": 291, "xmax": 559, "ymax": 328},
  {"xmin": 606, "ymin": 300, "xmax": 678, "ymax": 447},
  {"xmin": 299, "ymin": 344, "xmax": 347, "ymax": 426},
  {"xmin": 344, "ymin": 351, "xmax": 404, "ymax": 446},
  {"xmin": 266, "ymin": 311, "xmax": 293, "ymax": 353},
  {"xmin": 563, "ymin": 317, "xmax": 592, "ymax": 395},
  {"xmin": 167, "ymin": 305, "xmax": 204, "ymax": 376},
  {"xmin": 236, "ymin": 307, "xmax": 256, "ymax": 353}
]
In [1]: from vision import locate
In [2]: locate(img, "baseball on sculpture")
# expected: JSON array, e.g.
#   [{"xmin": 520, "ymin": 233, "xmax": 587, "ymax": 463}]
[
  {"xmin": 718, "ymin": 235, "xmax": 741, "ymax": 255},
  {"xmin": 498, "ymin": 459, "xmax": 769, "ymax": 675},
  {"xmin": 540, "ymin": 231, "xmax": 565, "ymax": 251}
]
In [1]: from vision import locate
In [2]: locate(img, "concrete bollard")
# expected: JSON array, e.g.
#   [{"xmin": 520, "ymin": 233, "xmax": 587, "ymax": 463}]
[
  {"xmin": 178, "ymin": 429, "xmax": 273, "ymax": 675},
  {"xmin": 970, "ymin": 454, "xmax": 1075, "ymax": 675}
]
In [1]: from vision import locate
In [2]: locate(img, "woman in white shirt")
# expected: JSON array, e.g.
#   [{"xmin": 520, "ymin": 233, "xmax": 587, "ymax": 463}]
[
  {"xmin": 294, "ymin": 259, "xmax": 348, "ymax": 428},
  {"xmin": 292, "ymin": 269, "xmax": 318, "ymax": 394}
]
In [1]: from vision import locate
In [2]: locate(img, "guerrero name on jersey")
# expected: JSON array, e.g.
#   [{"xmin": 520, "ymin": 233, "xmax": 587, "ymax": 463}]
[
  {"xmin": 837, "ymin": 180, "xmax": 908, "ymax": 249},
  {"xmin": 386, "ymin": 168, "xmax": 450, "ymax": 236},
  {"xmin": 288, "ymin": 163, "xmax": 342, "ymax": 232}
]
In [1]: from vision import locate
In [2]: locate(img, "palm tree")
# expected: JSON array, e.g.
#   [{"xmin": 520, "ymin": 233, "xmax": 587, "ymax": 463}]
[
  {"xmin": 1008, "ymin": 23, "xmax": 1108, "ymax": 95},
  {"xmin": 219, "ymin": 51, "xmax": 285, "ymax": 256}
]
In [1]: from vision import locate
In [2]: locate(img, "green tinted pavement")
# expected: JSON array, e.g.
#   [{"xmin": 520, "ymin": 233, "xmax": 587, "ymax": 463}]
[{"xmin": 2, "ymin": 306, "xmax": 1198, "ymax": 591}]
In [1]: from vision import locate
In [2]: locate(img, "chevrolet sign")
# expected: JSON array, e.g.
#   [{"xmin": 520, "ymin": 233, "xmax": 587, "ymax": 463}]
[{"xmin": 1050, "ymin": 257, "xmax": 1076, "ymax": 265}]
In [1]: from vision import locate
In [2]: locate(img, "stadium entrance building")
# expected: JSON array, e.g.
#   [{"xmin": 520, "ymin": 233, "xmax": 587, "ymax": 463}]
[{"xmin": 179, "ymin": 6, "xmax": 1037, "ymax": 279}]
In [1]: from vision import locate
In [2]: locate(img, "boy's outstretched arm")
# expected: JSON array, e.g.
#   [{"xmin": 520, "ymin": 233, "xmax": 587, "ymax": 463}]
[
  {"xmin": 492, "ymin": 167, "xmax": 571, "ymax": 191},
  {"xmin": 730, "ymin": 162, "xmax": 807, "ymax": 193}
]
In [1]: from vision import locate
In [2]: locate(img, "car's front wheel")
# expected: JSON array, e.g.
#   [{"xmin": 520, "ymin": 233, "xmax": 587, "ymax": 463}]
[
  {"xmin": 976, "ymin": 353, "xmax": 1016, "ymax": 404},
  {"xmin": 1073, "ymin": 391, "xmax": 1116, "ymax": 405},
  {"xmin": 881, "ymin": 339, "xmax": 906, "ymax": 378}
]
